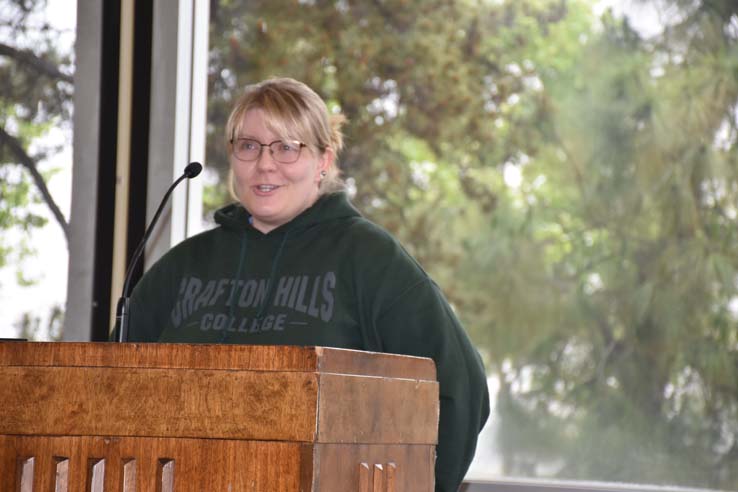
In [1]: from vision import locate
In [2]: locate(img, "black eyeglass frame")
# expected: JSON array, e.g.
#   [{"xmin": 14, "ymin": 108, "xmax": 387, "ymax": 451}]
[{"xmin": 229, "ymin": 137, "xmax": 308, "ymax": 164}]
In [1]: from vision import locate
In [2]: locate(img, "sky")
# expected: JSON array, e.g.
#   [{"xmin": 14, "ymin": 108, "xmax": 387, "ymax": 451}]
[
  {"xmin": 595, "ymin": 0, "xmax": 665, "ymax": 37},
  {"xmin": 0, "ymin": 0, "xmax": 75, "ymax": 339},
  {"xmin": 0, "ymin": 139, "xmax": 71, "ymax": 339}
]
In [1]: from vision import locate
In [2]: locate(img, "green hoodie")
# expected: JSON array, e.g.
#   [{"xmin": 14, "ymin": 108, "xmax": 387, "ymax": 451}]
[{"xmin": 129, "ymin": 192, "xmax": 489, "ymax": 492}]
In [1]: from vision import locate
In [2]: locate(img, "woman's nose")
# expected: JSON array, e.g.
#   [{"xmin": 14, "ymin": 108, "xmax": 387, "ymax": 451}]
[{"xmin": 254, "ymin": 148, "xmax": 277, "ymax": 170}]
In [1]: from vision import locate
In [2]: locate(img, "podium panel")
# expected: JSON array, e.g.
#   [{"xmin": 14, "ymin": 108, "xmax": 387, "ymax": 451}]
[{"xmin": 0, "ymin": 342, "xmax": 439, "ymax": 491}]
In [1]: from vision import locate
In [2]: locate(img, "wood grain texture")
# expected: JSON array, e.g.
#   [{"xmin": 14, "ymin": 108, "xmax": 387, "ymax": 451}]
[
  {"xmin": 315, "ymin": 347, "xmax": 437, "ymax": 381},
  {"xmin": 387, "ymin": 462, "xmax": 397, "ymax": 492},
  {"xmin": 317, "ymin": 373, "xmax": 439, "ymax": 444},
  {"xmin": 0, "ymin": 366, "xmax": 319, "ymax": 441},
  {"xmin": 314, "ymin": 444, "xmax": 436, "ymax": 492},
  {"xmin": 0, "ymin": 343, "xmax": 440, "ymax": 491},
  {"xmin": 359, "ymin": 463, "xmax": 371, "ymax": 492},
  {"xmin": 0, "ymin": 343, "xmax": 438, "ymax": 444},
  {"xmin": 0, "ymin": 342, "xmax": 436, "ymax": 380},
  {"xmin": 0, "ymin": 435, "xmax": 307, "ymax": 492},
  {"xmin": 0, "ymin": 342, "xmax": 320, "ymax": 372},
  {"xmin": 373, "ymin": 464, "xmax": 384, "ymax": 492}
]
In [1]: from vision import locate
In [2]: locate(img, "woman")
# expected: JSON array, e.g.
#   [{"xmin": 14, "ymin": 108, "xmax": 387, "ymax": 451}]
[{"xmin": 128, "ymin": 77, "xmax": 489, "ymax": 492}]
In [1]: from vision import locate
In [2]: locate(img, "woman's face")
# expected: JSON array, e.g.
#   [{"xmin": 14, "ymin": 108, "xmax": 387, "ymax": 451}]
[{"xmin": 230, "ymin": 108, "xmax": 331, "ymax": 233}]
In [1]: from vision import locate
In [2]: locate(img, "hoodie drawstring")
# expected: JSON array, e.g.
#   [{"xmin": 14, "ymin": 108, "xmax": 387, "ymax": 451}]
[
  {"xmin": 220, "ymin": 228, "xmax": 290, "ymax": 342},
  {"xmin": 220, "ymin": 232, "xmax": 248, "ymax": 343},
  {"xmin": 256, "ymin": 228, "xmax": 290, "ymax": 319}
]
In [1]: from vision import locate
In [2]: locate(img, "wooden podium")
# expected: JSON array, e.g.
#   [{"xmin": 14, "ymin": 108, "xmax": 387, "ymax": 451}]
[{"xmin": 0, "ymin": 342, "xmax": 439, "ymax": 491}]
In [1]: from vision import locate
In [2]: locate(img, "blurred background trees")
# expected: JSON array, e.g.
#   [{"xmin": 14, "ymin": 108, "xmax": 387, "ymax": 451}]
[
  {"xmin": 206, "ymin": 0, "xmax": 738, "ymax": 487},
  {"xmin": 0, "ymin": 0, "xmax": 72, "ymax": 334},
  {"xmin": 0, "ymin": 0, "xmax": 72, "ymax": 252},
  {"xmin": 1, "ymin": 0, "xmax": 737, "ymax": 486}
]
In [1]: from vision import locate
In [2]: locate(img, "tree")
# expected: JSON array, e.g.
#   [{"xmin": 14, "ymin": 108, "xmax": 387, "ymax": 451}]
[
  {"xmin": 206, "ymin": 0, "xmax": 738, "ymax": 488},
  {"xmin": 206, "ymin": 0, "xmax": 577, "ymax": 290},
  {"xmin": 460, "ymin": 0, "xmax": 738, "ymax": 486},
  {"xmin": 16, "ymin": 302, "xmax": 63, "ymax": 341},
  {"xmin": 0, "ymin": 0, "xmax": 73, "ymax": 333}
]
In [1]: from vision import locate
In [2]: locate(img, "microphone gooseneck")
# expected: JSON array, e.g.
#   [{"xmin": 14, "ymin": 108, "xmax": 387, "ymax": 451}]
[{"xmin": 115, "ymin": 162, "xmax": 202, "ymax": 342}]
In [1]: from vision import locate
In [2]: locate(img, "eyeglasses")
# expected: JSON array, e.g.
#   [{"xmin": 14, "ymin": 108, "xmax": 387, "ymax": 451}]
[{"xmin": 230, "ymin": 138, "xmax": 306, "ymax": 164}]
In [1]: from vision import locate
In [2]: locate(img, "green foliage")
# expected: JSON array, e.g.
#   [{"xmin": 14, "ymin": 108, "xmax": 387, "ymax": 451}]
[
  {"xmin": 207, "ymin": 0, "xmax": 569, "ymax": 280},
  {"xmin": 207, "ymin": 0, "xmax": 738, "ymax": 487},
  {"xmin": 0, "ymin": 0, "xmax": 73, "ymax": 338},
  {"xmin": 0, "ymin": 165, "xmax": 46, "ymax": 278},
  {"xmin": 458, "ymin": 1, "xmax": 738, "ymax": 487},
  {"xmin": 16, "ymin": 303, "xmax": 63, "ymax": 341}
]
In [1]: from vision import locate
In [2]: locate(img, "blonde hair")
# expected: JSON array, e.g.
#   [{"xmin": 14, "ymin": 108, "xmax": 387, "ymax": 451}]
[{"xmin": 226, "ymin": 77, "xmax": 346, "ymax": 197}]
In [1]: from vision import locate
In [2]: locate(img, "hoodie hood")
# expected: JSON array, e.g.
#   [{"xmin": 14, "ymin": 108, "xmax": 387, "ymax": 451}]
[
  {"xmin": 213, "ymin": 191, "xmax": 361, "ymax": 237},
  {"xmin": 211, "ymin": 191, "xmax": 363, "ymax": 342}
]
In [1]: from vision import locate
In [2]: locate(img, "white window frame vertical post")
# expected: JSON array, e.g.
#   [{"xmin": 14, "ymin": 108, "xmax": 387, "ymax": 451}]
[
  {"xmin": 64, "ymin": 0, "xmax": 103, "ymax": 341},
  {"xmin": 146, "ymin": 0, "xmax": 209, "ymax": 269}
]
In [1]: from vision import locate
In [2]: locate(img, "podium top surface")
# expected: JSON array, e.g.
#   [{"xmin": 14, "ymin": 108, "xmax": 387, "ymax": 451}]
[
  {"xmin": 0, "ymin": 342, "xmax": 436, "ymax": 381},
  {"xmin": 0, "ymin": 342, "xmax": 439, "ymax": 444}
]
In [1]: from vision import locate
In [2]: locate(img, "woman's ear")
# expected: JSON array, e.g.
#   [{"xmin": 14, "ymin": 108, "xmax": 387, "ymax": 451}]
[{"xmin": 317, "ymin": 147, "xmax": 336, "ymax": 181}]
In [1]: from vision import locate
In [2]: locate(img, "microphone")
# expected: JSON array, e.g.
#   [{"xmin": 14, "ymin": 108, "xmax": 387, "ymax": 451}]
[{"xmin": 114, "ymin": 162, "xmax": 203, "ymax": 342}]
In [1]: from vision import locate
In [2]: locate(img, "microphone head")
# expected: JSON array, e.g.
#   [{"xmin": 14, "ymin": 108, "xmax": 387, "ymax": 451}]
[{"xmin": 184, "ymin": 162, "xmax": 203, "ymax": 178}]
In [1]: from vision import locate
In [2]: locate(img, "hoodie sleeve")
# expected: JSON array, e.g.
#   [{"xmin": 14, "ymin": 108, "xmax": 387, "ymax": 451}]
[{"xmin": 355, "ymin": 226, "xmax": 490, "ymax": 492}]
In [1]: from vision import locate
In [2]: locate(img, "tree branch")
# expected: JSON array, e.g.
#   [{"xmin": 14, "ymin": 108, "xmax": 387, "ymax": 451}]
[
  {"xmin": 0, "ymin": 126, "xmax": 70, "ymax": 242},
  {"xmin": 0, "ymin": 42, "xmax": 73, "ymax": 83}
]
